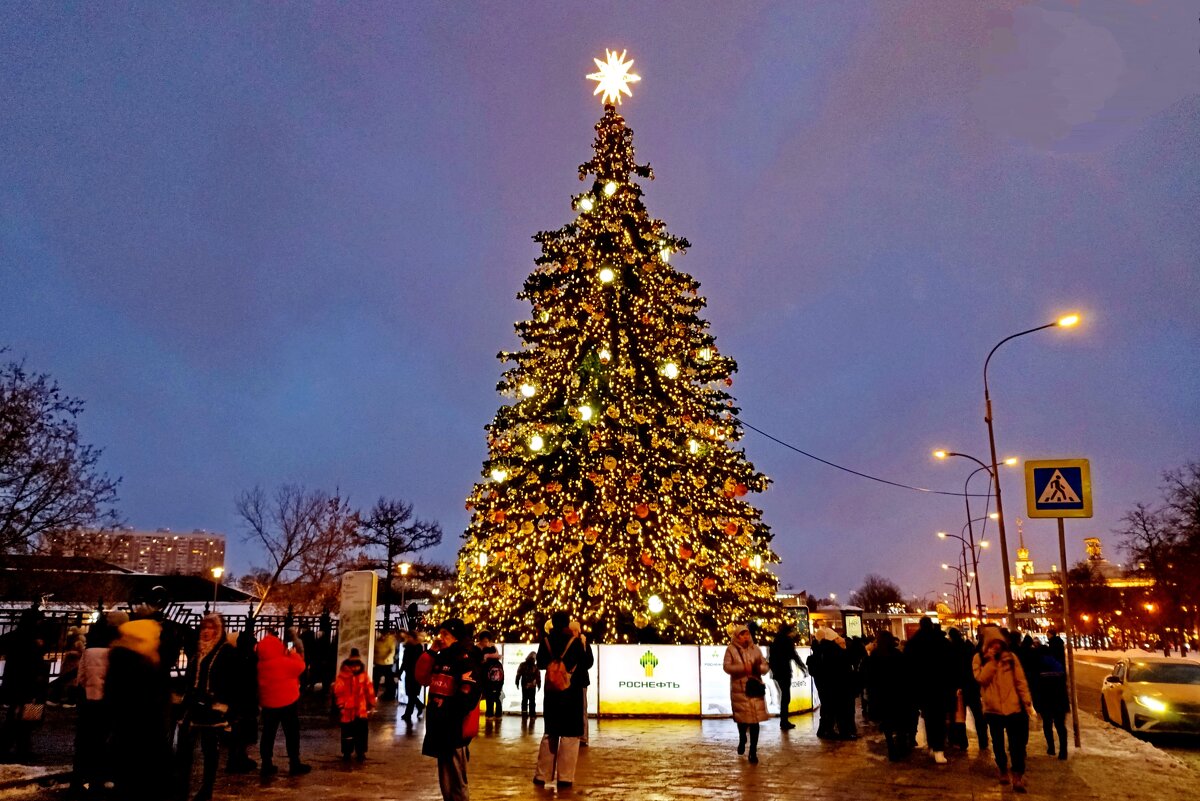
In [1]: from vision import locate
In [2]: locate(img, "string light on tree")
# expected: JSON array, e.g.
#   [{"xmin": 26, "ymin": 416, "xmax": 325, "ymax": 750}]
[{"xmin": 440, "ymin": 50, "xmax": 783, "ymax": 644}]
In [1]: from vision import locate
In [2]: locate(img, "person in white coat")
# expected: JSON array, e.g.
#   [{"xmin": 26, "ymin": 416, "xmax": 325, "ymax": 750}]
[{"xmin": 723, "ymin": 623, "xmax": 770, "ymax": 764}]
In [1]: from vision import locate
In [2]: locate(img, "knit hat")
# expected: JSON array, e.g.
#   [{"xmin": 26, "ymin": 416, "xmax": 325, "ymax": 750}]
[
  {"xmin": 349, "ymin": 647, "xmax": 360, "ymax": 657},
  {"xmin": 439, "ymin": 618, "xmax": 467, "ymax": 642}
]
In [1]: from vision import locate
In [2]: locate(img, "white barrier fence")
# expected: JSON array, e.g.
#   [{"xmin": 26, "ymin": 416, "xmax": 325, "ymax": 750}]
[{"xmin": 497, "ymin": 642, "xmax": 815, "ymax": 717}]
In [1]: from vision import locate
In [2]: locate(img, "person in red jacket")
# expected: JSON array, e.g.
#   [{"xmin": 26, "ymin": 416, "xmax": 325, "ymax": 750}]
[
  {"xmin": 333, "ymin": 648, "xmax": 376, "ymax": 761},
  {"xmin": 256, "ymin": 630, "xmax": 310, "ymax": 777}
]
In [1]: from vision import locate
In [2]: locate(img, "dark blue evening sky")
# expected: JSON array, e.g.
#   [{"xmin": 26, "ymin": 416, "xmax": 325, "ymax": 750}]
[{"xmin": 2, "ymin": 3, "xmax": 1197, "ymax": 607}]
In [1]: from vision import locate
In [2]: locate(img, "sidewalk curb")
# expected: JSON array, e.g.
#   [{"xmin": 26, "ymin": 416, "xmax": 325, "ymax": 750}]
[{"xmin": 0, "ymin": 768, "xmax": 71, "ymax": 792}]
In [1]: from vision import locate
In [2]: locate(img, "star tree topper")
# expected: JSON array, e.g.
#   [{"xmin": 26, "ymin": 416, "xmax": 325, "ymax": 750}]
[{"xmin": 587, "ymin": 49, "xmax": 641, "ymax": 105}]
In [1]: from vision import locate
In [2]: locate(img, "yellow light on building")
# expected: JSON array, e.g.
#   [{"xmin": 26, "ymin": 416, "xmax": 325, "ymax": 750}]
[
  {"xmin": 599, "ymin": 266, "xmax": 616, "ymax": 283},
  {"xmin": 519, "ymin": 382, "xmax": 536, "ymax": 398}
]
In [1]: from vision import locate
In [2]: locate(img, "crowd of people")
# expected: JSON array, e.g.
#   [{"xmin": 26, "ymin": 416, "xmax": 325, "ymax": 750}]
[
  {"xmin": 785, "ymin": 617, "xmax": 1071, "ymax": 794},
  {"xmin": 1, "ymin": 605, "xmax": 1077, "ymax": 801}
]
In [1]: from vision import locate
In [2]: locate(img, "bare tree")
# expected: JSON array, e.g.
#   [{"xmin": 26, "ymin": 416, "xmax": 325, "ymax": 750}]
[
  {"xmin": 236, "ymin": 485, "xmax": 361, "ymax": 614},
  {"xmin": 849, "ymin": 573, "xmax": 906, "ymax": 613},
  {"xmin": 359, "ymin": 497, "xmax": 443, "ymax": 625},
  {"xmin": 0, "ymin": 356, "xmax": 120, "ymax": 555}
]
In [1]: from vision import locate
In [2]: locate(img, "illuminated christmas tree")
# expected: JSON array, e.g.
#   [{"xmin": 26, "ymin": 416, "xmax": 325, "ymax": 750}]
[{"xmin": 446, "ymin": 51, "xmax": 784, "ymax": 644}]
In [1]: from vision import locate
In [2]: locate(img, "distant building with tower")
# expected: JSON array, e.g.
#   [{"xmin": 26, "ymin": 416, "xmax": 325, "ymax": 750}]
[
  {"xmin": 1009, "ymin": 520, "xmax": 1151, "ymax": 604},
  {"xmin": 46, "ymin": 528, "xmax": 225, "ymax": 577}
]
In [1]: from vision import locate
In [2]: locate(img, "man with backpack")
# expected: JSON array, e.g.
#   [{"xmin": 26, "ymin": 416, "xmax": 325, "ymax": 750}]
[
  {"xmin": 477, "ymin": 631, "xmax": 504, "ymax": 719},
  {"xmin": 533, "ymin": 611, "xmax": 592, "ymax": 790},
  {"xmin": 419, "ymin": 618, "xmax": 481, "ymax": 801}
]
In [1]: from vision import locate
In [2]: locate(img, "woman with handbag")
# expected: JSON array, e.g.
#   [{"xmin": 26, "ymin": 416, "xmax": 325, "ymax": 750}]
[
  {"xmin": 177, "ymin": 613, "xmax": 236, "ymax": 801},
  {"xmin": 723, "ymin": 623, "xmax": 769, "ymax": 764}
]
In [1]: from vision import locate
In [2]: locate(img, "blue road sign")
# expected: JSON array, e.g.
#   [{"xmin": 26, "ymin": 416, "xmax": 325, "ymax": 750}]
[{"xmin": 1024, "ymin": 459, "xmax": 1092, "ymax": 519}]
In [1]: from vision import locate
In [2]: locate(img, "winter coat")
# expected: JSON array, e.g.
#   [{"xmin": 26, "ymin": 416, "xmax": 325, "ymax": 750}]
[
  {"xmin": 106, "ymin": 620, "xmax": 173, "ymax": 797},
  {"xmin": 334, "ymin": 658, "xmax": 376, "ymax": 723},
  {"xmin": 904, "ymin": 624, "xmax": 954, "ymax": 708},
  {"xmin": 768, "ymin": 635, "xmax": 805, "ymax": 681},
  {"xmin": 1033, "ymin": 651, "xmax": 1069, "ymax": 716},
  {"xmin": 515, "ymin": 659, "xmax": 541, "ymax": 691},
  {"xmin": 724, "ymin": 642, "xmax": 770, "ymax": 724},
  {"xmin": 865, "ymin": 643, "xmax": 911, "ymax": 729},
  {"xmin": 537, "ymin": 630, "xmax": 591, "ymax": 737},
  {"xmin": 400, "ymin": 641, "xmax": 425, "ymax": 687},
  {"xmin": 76, "ymin": 647, "xmax": 110, "ymax": 702},
  {"xmin": 0, "ymin": 628, "xmax": 48, "ymax": 705},
  {"xmin": 973, "ymin": 650, "xmax": 1033, "ymax": 716},
  {"xmin": 421, "ymin": 641, "xmax": 481, "ymax": 757},
  {"xmin": 256, "ymin": 634, "xmax": 306, "ymax": 709},
  {"xmin": 184, "ymin": 640, "xmax": 237, "ymax": 714}
]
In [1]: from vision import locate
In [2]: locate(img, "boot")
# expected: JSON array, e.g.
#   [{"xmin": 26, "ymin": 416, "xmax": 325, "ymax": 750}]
[
  {"xmin": 997, "ymin": 770, "xmax": 1010, "ymax": 786},
  {"xmin": 1058, "ymin": 738, "xmax": 1068, "ymax": 760},
  {"xmin": 1012, "ymin": 773, "xmax": 1027, "ymax": 793}
]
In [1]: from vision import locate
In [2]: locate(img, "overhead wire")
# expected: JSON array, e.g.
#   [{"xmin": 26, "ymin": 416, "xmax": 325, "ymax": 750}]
[{"xmin": 735, "ymin": 417, "xmax": 991, "ymax": 498}]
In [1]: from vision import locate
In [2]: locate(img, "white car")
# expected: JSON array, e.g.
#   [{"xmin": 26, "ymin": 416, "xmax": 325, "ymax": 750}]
[{"xmin": 1100, "ymin": 656, "xmax": 1200, "ymax": 733}]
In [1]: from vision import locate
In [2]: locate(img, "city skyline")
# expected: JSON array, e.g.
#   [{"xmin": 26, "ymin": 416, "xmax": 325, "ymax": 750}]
[{"xmin": 2, "ymin": 4, "xmax": 1197, "ymax": 606}]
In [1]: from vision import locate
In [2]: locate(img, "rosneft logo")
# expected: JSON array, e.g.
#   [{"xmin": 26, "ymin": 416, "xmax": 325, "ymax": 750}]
[{"xmin": 618, "ymin": 650, "xmax": 680, "ymax": 689}]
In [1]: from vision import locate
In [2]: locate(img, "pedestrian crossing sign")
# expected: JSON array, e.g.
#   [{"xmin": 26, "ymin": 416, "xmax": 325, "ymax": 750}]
[{"xmin": 1025, "ymin": 459, "xmax": 1092, "ymax": 518}]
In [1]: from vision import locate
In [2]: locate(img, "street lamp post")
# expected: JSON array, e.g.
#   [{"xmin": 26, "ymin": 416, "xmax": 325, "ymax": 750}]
[
  {"xmin": 982, "ymin": 314, "xmax": 1080, "ymax": 622},
  {"xmin": 935, "ymin": 452, "xmax": 1014, "ymax": 622},
  {"xmin": 211, "ymin": 566, "xmax": 225, "ymax": 606},
  {"xmin": 938, "ymin": 522, "xmax": 990, "ymax": 633},
  {"xmin": 398, "ymin": 563, "xmax": 412, "ymax": 629},
  {"xmin": 942, "ymin": 563, "xmax": 973, "ymax": 621}
]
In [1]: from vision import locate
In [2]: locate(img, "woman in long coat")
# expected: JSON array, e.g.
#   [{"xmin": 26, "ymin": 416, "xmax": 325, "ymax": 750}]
[{"xmin": 723, "ymin": 623, "xmax": 769, "ymax": 764}]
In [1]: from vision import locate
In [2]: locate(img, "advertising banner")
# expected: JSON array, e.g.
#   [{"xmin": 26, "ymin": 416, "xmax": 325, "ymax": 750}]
[
  {"xmin": 598, "ymin": 644, "xmax": 701, "ymax": 715},
  {"xmin": 337, "ymin": 571, "xmax": 377, "ymax": 669},
  {"xmin": 500, "ymin": 642, "xmax": 599, "ymax": 716},
  {"xmin": 700, "ymin": 645, "xmax": 814, "ymax": 716}
]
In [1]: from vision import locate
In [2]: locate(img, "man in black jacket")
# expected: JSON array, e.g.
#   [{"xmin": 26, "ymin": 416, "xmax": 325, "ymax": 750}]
[
  {"xmin": 905, "ymin": 617, "xmax": 955, "ymax": 764},
  {"xmin": 421, "ymin": 619, "xmax": 481, "ymax": 801}
]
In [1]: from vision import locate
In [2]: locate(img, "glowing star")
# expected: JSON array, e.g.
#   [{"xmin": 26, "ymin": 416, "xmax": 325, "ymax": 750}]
[
  {"xmin": 598, "ymin": 266, "xmax": 615, "ymax": 283},
  {"xmin": 587, "ymin": 49, "xmax": 641, "ymax": 105}
]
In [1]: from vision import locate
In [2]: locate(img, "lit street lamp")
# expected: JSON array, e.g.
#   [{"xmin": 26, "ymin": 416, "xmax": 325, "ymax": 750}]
[
  {"xmin": 211, "ymin": 566, "xmax": 225, "ymax": 606},
  {"xmin": 934, "ymin": 452, "xmax": 1016, "ymax": 623},
  {"xmin": 982, "ymin": 313, "xmax": 1080, "ymax": 621},
  {"xmin": 399, "ymin": 563, "xmax": 412, "ymax": 629}
]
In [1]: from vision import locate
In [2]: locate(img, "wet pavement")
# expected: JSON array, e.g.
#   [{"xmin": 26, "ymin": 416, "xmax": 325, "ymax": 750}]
[{"xmin": 8, "ymin": 696, "xmax": 1200, "ymax": 800}]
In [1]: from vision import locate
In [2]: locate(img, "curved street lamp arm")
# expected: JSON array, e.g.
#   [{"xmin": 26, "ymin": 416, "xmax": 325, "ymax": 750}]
[{"xmin": 983, "ymin": 322, "xmax": 1056, "ymax": 398}]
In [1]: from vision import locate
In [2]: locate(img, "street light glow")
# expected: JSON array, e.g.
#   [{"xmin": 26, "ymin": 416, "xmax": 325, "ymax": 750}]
[
  {"xmin": 933, "ymin": 450, "xmax": 947, "ymax": 460},
  {"xmin": 1004, "ymin": 457, "xmax": 1019, "ymax": 466},
  {"xmin": 399, "ymin": 562, "xmax": 412, "ymax": 577},
  {"xmin": 1057, "ymin": 314, "xmax": 1080, "ymax": 328},
  {"xmin": 937, "ymin": 531, "xmax": 947, "ymax": 539}
]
